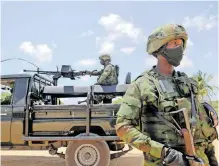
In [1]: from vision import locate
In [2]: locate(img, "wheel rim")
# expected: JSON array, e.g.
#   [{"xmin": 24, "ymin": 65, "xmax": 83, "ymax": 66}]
[{"xmin": 74, "ymin": 144, "xmax": 100, "ymax": 166}]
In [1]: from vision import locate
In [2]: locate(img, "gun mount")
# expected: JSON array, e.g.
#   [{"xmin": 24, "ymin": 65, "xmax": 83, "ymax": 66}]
[{"xmin": 23, "ymin": 65, "xmax": 86, "ymax": 86}]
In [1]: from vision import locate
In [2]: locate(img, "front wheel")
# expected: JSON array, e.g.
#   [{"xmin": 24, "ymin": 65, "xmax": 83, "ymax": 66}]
[{"xmin": 65, "ymin": 140, "xmax": 110, "ymax": 166}]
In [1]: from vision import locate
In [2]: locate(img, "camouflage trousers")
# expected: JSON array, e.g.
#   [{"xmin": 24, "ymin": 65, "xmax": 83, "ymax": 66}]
[
  {"xmin": 143, "ymin": 144, "xmax": 216, "ymax": 166},
  {"xmin": 93, "ymin": 94, "xmax": 115, "ymax": 103}
]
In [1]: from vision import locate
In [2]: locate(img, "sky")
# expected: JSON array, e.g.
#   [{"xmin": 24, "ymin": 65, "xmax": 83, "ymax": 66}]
[{"xmin": 1, "ymin": 1, "xmax": 218, "ymax": 103}]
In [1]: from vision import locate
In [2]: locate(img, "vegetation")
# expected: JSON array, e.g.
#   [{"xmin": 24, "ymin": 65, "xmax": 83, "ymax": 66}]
[{"xmin": 192, "ymin": 70, "xmax": 218, "ymax": 101}]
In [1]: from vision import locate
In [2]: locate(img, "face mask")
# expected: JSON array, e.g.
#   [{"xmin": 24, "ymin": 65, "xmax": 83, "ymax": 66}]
[
  {"xmin": 100, "ymin": 60, "xmax": 105, "ymax": 65},
  {"xmin": 161, "ymin": 45, "xmax": 184, "ymax": 67}
]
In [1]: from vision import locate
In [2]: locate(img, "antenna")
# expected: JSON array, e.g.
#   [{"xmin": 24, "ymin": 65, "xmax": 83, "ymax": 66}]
[{"xmin": 1, "ymin": 58, "xmax": 52, "ymax": 80}]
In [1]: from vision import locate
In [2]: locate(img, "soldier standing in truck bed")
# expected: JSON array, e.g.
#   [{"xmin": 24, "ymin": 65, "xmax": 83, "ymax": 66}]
[{"xmin": 85, "ymin": 54, "xmax": 119, "ymax": 103}]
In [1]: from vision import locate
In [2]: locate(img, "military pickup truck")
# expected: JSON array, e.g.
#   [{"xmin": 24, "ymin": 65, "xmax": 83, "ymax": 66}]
[{"xmin": 1, "ymin": 65, "xmax": 131, "ymax": 166}]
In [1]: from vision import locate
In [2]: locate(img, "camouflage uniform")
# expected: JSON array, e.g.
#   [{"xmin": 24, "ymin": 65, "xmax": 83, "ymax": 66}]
[
  {"xmin": 116, "ymin": 24, "xmax": 218, "ymax": 166},
  {"xmin": 94, "ymin": 54, "xmax": 118, "ymax": 103},
  {"xmin": 96, "ymin": 54, "xmax": 118, "ymax": 85}
]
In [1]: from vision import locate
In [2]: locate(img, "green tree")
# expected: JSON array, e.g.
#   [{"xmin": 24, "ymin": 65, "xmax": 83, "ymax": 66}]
[{"xmin": 192, "ymin": 70, "xmax": 218, "ymax": 101}]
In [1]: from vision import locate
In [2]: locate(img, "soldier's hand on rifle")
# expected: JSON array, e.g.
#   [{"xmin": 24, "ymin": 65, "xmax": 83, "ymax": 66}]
[
  {"xmin": 162, "ymin": 147, "xmax": 205, "ymax": 166},
  {"xmin": 161, "ymin": 147, "xmax": 188, "ymax": 166}
]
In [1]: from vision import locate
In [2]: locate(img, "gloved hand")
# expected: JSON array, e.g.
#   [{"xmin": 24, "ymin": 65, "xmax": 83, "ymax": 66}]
[
  {"xmin": 161, "ymin": 147, "xmax": 188, "ymax": 166},
  {"xmin": 162, "ymin": 147, "xmax": 205, "ymax": 166}
]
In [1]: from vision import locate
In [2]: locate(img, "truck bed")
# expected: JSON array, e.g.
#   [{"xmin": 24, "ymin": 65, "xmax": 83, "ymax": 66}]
[{"xmin": 30, "ymin": 104, "xmax": 120, "ymax": 137}]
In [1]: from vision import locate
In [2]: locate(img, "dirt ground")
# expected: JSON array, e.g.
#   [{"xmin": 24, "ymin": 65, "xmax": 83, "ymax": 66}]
[
  {"xmin": 1, "ymin": 139, "xmax": 218, "ymax": 166},
  {"xmin": 1, "ymin": 145, "xmax": 144, "ymax": 166}
]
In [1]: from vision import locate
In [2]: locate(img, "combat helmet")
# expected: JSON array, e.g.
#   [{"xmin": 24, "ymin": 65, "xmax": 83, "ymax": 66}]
[
  {"xmin": 99, "ymin": 54, "xmax": 111, "ymax": 61},
  {"xmin": 146, "ymin": 24, "xmax": 188, "ymax": 55}
]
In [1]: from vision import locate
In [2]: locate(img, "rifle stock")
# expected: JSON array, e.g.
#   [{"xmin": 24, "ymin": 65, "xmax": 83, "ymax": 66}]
[
  {"xmin": 182, "ymin": 109, "xmax": 205, "ymax": 166},
  {"xmin": 181, "ymin": 128, "xmax": 196, "ymax": 156}
]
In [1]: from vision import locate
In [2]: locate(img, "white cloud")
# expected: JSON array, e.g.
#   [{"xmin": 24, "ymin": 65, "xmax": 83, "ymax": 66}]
[
  {"xmin": 99, "ymin": 41, "xmax": 115, "ymax": 54},
  {"xmin": 98, "ymin": 14, "xmax": 141, "ymax": 40},
  {"xmin": 19, "ymin": 41, "xmax": 53, "ymax": 62},
  {"xmin": 120, "ymin": 47, "xmax": 136, "ymax": 54},
  {"xmin": 176, "ymin": 56, "xmax": 193, "ymax": 70},
  {"xmin": 77, "ymin": 58, "xmax": 97, "ymax": 66},
  {"xmin": 182, "ymin": 5, "xmax": 218, "ymax": 32},
  {"xmin": 187, "ymin": 38, "xmax": 194, "ymax": 47},
  {"xmin": 35, "ymin": 44, "xmax": 53, "ymax": 62},
  {"xmin": 19, "ymin": 42, "xmax": 35, "ymax": 54},
  {"xmin": 182, "ymin": 15, "xmax": 218, "ymax": 31},
  {"xmin": 81, "ymin": 30, "xmax": 94, "ymax": 37},
  {"xmin": 97, "ymin": 13, "xmax": 142, "ymax": 53}
]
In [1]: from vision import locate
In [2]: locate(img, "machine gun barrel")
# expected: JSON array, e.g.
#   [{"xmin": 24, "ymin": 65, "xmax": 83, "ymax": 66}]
[
  {"xmin": 23, "ymin": 65, "xmax": 86, "ymax": 86},
  {"xmin": 23, "ymin": 69, "xmax": 60, "ymax": 75}
]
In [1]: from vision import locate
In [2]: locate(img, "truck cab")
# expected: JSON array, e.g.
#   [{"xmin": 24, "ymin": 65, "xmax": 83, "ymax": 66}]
[{"xmin": 1, "ymin": 74, "xmax": 53, "ymax": 148}]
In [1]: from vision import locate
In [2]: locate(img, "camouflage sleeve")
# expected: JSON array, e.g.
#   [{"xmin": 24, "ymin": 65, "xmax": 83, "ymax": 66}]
[
  {"xmin": 91, "ymin": 70, "xmax": 102, "ymax": 76},
  {"xmin": 115, "ymin": 81, "xmax": 164, "ymax": 159},
  {"xmin": 97, "ymin": 65, "xmax": 112, "ymax": 84}
]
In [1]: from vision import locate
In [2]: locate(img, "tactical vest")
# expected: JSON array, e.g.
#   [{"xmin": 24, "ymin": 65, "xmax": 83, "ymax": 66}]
[
  {"xmin": 139, "ymin": 67, "xmax": 218, "ymax": 148},
  {"xmin": 98, "ymin": 64, "xmax": 118, "ymax": 85}
]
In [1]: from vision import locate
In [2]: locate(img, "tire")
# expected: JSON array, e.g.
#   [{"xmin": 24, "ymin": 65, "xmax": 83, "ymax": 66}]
[{"xmin": 65, "ymin": 134, "xmax": 110, "ymax": 166}]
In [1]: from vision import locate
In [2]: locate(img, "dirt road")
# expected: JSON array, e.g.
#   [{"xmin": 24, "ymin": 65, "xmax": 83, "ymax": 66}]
[
  {"xmin": 1, "ymin": 139, "xmax": 218, "ymax": 166},
  {"xmin": 1, "ymin": 146, "xmax": 144, "ymax": 166}
]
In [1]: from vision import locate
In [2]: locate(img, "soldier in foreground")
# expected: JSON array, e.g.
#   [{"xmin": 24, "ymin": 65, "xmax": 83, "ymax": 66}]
[
  {"xmin": 85, "ymin": 54, "xmax": 119, "ymax": 103},
  {"xmin": 116, "ymin": 24, "xmax": 218, "ymax": 166}
]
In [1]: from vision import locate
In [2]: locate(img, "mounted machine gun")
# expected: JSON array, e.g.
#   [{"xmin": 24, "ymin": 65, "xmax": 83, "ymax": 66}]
[{"xmin": 23, "ymin": 65, "xmax": 86, "ymax": 86}]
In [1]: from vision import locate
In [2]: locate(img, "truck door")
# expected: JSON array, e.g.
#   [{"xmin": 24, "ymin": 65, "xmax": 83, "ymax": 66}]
[
  {"xmin": 10, "ymin": 77, "xmax": 29, "ymax": 145},
  {"xmin": 0, "ymin": 78, "xmax": 15, "ymax": 145}
]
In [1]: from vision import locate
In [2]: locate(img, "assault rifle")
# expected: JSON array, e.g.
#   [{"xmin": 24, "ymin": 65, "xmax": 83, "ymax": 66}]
[
  {"xmin": 181, "ymin": 108, "xmax": 205, "ymax": 166},
  {"xmin": 23, "ymin": 65, "xmax": 86, "ymax": 86},
  {"xmin": 152, "ymin": 107, "xmax": 205, "ymax": 166}
]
